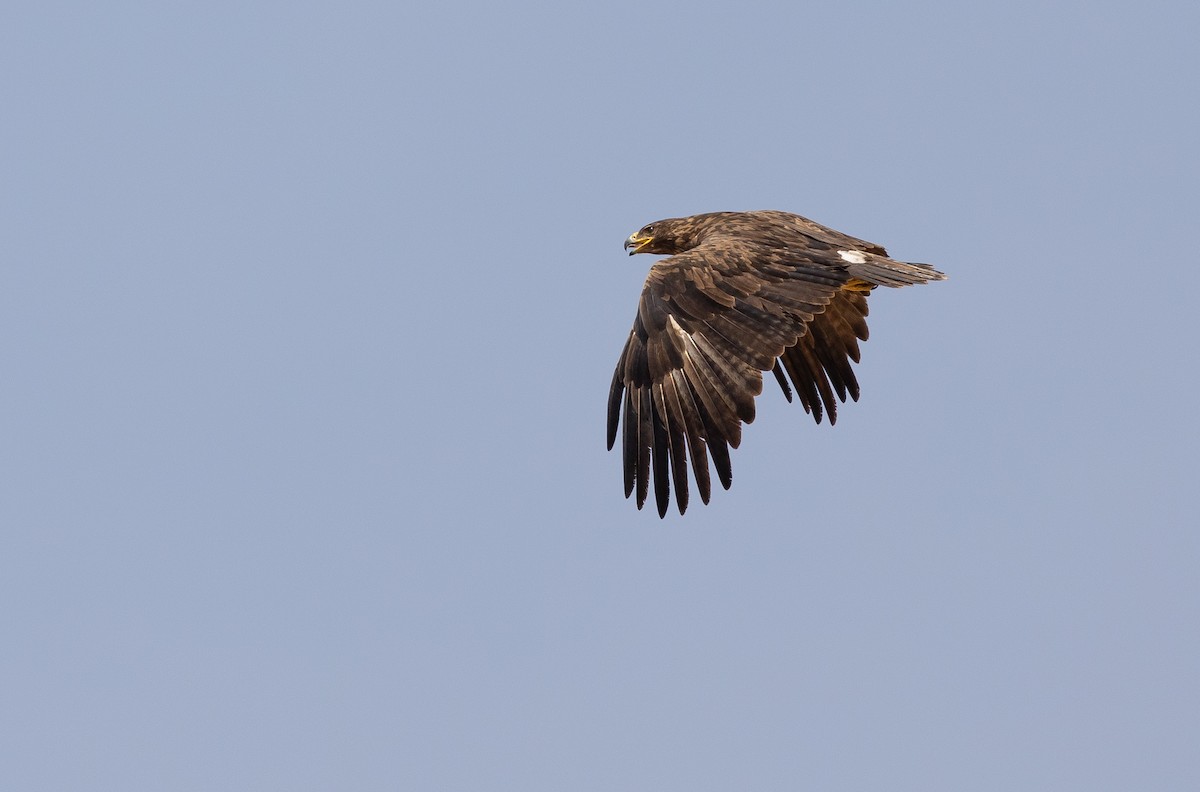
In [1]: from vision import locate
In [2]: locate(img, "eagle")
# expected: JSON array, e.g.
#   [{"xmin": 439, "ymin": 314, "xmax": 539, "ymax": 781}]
[{"xmin": 607, "ymin": 210, "xmax": 946, "ymax": 517}]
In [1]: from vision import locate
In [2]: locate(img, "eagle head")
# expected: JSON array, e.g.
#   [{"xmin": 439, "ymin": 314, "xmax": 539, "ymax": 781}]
[{"xmin": 624, "ymin": 217, "xmax": 695, "ymax": 256}]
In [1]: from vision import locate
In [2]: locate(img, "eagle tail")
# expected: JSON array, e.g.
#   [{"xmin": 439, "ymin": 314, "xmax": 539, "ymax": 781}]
[{"xmin": 849, "ymin": 256, "xmax": 947, "ymax": 288}]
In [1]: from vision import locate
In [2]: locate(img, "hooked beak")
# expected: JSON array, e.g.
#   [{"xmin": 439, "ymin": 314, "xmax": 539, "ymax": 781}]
[{"xmin": 624, "ymin": 233, "xmax": 653, "ymax": 255}]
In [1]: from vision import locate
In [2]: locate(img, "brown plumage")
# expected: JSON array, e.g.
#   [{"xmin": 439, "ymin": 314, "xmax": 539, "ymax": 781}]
[{"xmin": 607, "ymin": 210, "xmax": 946, "ymax": 517}]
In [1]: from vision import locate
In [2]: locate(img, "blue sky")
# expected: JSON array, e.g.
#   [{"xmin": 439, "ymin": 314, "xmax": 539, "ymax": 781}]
[{"xmin": 2, "ymin": 1, "xmax": 1198, "ymax": 789}]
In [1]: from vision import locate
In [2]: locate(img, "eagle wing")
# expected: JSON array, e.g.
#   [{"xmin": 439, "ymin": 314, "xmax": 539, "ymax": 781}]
[{"xmin": 607, "ymin": 234, "xmax": 868, "ymax": 518}]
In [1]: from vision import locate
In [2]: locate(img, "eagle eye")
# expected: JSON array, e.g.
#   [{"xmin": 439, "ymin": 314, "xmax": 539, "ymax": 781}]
[{"xmin": 644, "ymin": 225, "xmax": 655, "ymax": 235}]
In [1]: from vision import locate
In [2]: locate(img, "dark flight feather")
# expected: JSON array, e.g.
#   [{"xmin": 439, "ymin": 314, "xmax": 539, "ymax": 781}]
[{"xmin": 608, "ymin": 210, "xmax": 946, "ymax": 517}]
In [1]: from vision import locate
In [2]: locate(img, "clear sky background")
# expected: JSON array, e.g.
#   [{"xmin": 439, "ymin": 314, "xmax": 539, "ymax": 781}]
[{"xmin": 2, "ymin": 1, "xmax": 1197, "ymax": 789}]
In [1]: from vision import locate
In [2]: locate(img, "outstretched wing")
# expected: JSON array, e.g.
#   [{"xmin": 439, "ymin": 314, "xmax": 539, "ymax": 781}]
[
  {"xmin": 772, "ymin": 286, "xmax": 871, "ymax": 426},
  {"xmin": 607, "ymin": 239, "xmax": 852, "ymax": 517}
]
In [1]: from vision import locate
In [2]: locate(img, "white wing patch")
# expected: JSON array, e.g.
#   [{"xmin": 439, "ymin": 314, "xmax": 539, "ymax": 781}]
[
  {"xmin": 668, "ymin": 314, "xmax": 707, "ymax": 370},
  {"xmin": 667, "ymin": 315, "xmax": 692, "ymax": 358},
  {"xmin": 838, "ymin": 249, "xmax": 867, "ymax": 265}
]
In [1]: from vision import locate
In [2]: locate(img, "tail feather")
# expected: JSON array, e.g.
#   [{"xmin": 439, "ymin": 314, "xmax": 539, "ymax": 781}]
[{"xmin": 849, "ymin": 255, "xmax": 947, "ymax": 288}]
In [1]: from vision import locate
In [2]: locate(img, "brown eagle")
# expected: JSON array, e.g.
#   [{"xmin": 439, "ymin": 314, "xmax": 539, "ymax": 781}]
[{"xmin": 608, "ymin": 210, "xmax": 946, "ymax": 517}]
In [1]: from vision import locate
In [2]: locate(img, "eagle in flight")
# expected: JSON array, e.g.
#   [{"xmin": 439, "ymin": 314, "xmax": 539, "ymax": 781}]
[{"xmin": 607, "ymin": 210, "xmax": 946, "ymax": 517}]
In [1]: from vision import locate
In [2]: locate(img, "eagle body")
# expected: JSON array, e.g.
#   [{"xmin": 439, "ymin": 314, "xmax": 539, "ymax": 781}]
[{"xmin": 608, "ymin": 210, "xmax": 946, "ymax": 517}]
